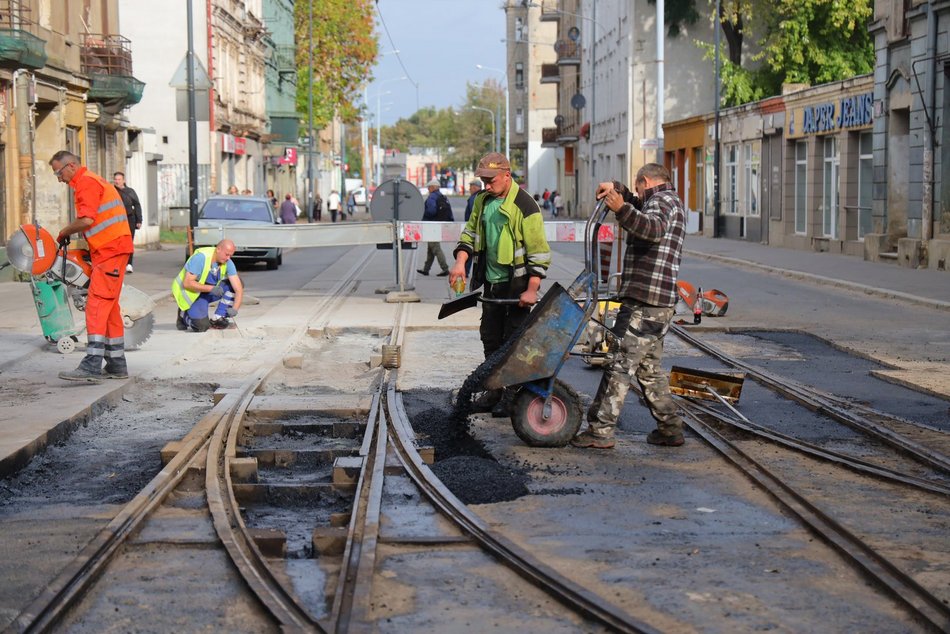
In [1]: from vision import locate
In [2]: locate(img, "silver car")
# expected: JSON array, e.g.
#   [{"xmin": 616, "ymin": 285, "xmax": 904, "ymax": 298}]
[{"xmin": 197, "ymin": 195, "xmax": 283, "ymax": 269}]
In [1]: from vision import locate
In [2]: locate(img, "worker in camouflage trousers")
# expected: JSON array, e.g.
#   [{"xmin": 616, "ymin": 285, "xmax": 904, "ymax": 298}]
[{"xmin": 573, "ymin": 163, "xmax": 687, "ymax": 450}]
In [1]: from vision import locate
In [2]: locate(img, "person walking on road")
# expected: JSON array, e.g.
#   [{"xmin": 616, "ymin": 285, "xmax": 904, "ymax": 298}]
[
  {"xmin": 572, "ymin": 163, "xmax": 687, "ymax": 450},
  {"xmin": 113, "ymin": 171, "xmax": 142, "ymax": 273},
  {"xmin": 172, "ymin": 239, "xmax": 244, "ymax": 332},
  {"xmin": 464, "ymin": 179, "xmax": 482, "ymax": 222},
  {"xmin": 327, "ymin": 189, "xmax": 341, "ymax": 223},
  {"xmin": 462, "ymin": 179, "xmax": 483, "ymax": 279},
  {"xmin": 449, "ymin": 152, "xmax": 551, "ymax": 415},
  {"xmin": 552, "ymin": 190, "xmax": 563, "ymax": 217},
  {"xmin": 279, "ymin": 193, "xmax": 298, "ymax": 224},
  {"xmin": 417, "ymin": 178, "xmax": 453, "ymax": 277},
  {"xmin": 51, "ymin": 151, "xmax": 134, "ymax": 383}
]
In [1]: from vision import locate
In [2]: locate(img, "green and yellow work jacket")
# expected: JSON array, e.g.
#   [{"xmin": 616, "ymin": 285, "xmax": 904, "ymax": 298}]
[
  {"xmin": 453, "ymin": 182, "xmax": 550, "ymax": 295},
  {"xmin": 172, "ymin": 246, "xmax": 219, "ymax": 310}
]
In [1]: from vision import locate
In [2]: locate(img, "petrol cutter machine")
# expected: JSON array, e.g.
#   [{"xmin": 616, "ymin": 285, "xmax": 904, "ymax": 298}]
[
  {"xmin": 440, "ymin": 200, "xmax": 613, "ymax": 447},
  {"xmin": 5, "ymin": 223, "xmax": 155, "ymax": 353}
]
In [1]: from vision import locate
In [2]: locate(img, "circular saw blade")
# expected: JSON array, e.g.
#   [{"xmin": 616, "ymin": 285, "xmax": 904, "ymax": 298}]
[{"xmin": 123, "ymin": 311, "xmax": 154, "ymax": 351}]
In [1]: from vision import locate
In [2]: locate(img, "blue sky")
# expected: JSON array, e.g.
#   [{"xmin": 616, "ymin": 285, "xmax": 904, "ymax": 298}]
[{"xmin": 368, "ymin": 0, "xmax": 507, "ymax": 126}]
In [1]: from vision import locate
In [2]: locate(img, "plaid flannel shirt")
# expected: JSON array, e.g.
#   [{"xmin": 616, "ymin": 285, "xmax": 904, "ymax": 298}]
[{"xmin": 614, "ymin": 183, "xmax": 686, "ymax": 307}]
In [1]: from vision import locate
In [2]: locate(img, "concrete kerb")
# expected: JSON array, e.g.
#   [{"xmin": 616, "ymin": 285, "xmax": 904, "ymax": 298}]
[
  {"xmin": 0, "ymin": 377, "xmax": 139, "ymax": 478},
  {"xmin": 685, "ymin": 250, "xmax": 950, "ymax": 313}
]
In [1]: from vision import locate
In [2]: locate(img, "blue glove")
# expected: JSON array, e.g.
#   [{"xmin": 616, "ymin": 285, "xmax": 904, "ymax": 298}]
[
  {"xmin": 225, "ymin": 307, "xmax": 238, "ymax": 318},
  {"xmin": 209, "ymin": 285, "xmax": 225, "ymax": 300}
]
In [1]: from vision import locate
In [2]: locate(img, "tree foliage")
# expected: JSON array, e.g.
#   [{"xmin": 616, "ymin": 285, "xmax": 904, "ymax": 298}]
[
  {"xmin": 760, "ymin": 0, "xmax": 874, "ymax": 87},
  {"xmin": 295, "ymin": 0, "xmax": 377, "ymax": 130},
  {"xmin": 674, "ymin": 0, "xmax": 874, "ymax": 106},
  {"xmin": 376, "ymin": 81, "xmax": 505, "ymax": 171}
]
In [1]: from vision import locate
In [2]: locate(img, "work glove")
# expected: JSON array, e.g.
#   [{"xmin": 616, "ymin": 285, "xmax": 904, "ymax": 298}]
[
  {"xmin": 56, "ymin": 232, "xmax": 71, "ymax": 247},
  {"xmin": 612, "ymin": 181, "xmax": 642, "ymax": 210},
  {"xmin": 225, "ymin": 307, "xmax": 238, "ymax": 318},
  {"xmin": 208, "ymin": 285, "xmax": 225, "ymax": 300}
]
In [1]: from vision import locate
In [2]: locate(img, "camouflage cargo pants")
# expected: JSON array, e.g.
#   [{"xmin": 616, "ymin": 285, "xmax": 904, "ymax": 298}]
[{"xmin": 586, "ymin": 301, "xmax": 684, "ymax": 438}]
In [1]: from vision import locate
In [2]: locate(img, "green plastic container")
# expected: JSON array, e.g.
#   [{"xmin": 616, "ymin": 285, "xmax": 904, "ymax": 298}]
[{"xmin": 31, "ymin": 278, "xmax": 79, "ymax": 342}]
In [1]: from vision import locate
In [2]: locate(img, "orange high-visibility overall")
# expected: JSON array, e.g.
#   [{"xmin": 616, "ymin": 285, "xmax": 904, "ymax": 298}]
[{"xmin": 70, "ymin": 167, "xmax": 134, "ymax": 363}]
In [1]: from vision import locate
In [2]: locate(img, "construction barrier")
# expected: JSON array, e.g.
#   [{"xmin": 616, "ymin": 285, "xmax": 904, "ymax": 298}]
[{"xmin": 193, "ymin": 221, "xmax": 616, "ymax": 250}]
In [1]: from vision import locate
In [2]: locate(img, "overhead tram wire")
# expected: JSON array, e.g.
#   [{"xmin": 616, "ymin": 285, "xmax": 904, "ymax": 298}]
[{"xmin": 374, "ymin": 5, "xmax": 420, "ymax": 112}]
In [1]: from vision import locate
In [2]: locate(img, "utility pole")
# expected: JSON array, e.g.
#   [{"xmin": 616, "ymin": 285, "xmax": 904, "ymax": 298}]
[
  {"xmin": 186, "ymin": 0, "xmax": 198, "ymax": 255},
  {"xmin": 307, "ymin": 0, "xmax": 314, "ymax": 222},
  {"xmin": 713, "ymin": 0, "xmax": 721, "ymax": 238}
]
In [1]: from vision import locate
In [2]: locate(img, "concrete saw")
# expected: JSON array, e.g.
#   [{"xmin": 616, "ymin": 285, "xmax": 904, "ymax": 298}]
[{"xmin": 8, "ymin": 224, "xmax": 156, "ymax": 350}]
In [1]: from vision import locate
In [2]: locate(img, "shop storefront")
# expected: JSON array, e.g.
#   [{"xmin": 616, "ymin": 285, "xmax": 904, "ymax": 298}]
[{"xmin": 781, "ymin": 76, "xmax": 874, "ymax": 256}]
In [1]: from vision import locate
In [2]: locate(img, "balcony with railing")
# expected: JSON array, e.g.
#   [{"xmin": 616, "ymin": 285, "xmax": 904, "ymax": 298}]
[
  {"xmin": 80, "ymin": 34, "xmax": 145, "ymax": 109},
  {"xmin": 0, "ymin": 1, "xmax": 47, "ymax": 69},
  {"xmin": 540, "ymin": 62, "xmax": 560, "ymax": 84},
  {"xmin": 554, "ymin": 39, "xmax": 579, "ymax": 65}
]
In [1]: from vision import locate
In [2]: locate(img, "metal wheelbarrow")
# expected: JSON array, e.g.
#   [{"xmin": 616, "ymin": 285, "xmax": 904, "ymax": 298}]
[{"xmin": 465, "ymin": 200, "xmax": 612, "ymax": 447}]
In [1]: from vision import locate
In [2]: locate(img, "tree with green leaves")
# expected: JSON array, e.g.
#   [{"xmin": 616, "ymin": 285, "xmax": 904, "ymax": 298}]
[
  {"xmin": 660, "ymin": 0, "xmax": 874, "ymax": 106},
  {"xmin": 375, "ymin": 81, "xmax": 505, "ymax": 172},
  {"xmin": 295, "ymin": 0, "xmax": 378, "ymax": 129}
]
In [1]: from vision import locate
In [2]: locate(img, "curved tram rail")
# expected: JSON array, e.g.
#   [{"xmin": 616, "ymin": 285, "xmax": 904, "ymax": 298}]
[{"xmin": 665, "ymin": 326, "xmax": 950, "ymax": 631}]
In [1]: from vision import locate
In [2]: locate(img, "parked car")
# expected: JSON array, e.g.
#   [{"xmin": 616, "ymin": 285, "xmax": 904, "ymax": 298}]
[{"xmin": 197, "ymin": 195, "xmax": 282, "ymax": 270}]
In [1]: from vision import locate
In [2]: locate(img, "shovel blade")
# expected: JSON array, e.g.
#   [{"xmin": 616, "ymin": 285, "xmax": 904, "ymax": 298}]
[{"xmin": 438, "ymin": 291, "xmax": 481, "ymax": 319}]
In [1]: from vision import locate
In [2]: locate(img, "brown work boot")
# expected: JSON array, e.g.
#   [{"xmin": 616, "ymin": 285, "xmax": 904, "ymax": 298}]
[
  {"xmin": 570, "ymin": 430, "xmax": 615, "ymax": 449},
  {"xmin": 646, "ymin": 429, "xmax": 685, "ymax": 447}
]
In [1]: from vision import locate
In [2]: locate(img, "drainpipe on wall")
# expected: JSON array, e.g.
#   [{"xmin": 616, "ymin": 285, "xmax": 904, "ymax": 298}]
[
  {"xmin": 13, "ymin": 70, "xmax": 34, "ymax": 228},
  {"xmin": 207, "ymin": 0, "xmax": 216, "ymax": 195},
  {"xmin": 921, "ymin": 2, "xmax": 936, "ymax": 246}
]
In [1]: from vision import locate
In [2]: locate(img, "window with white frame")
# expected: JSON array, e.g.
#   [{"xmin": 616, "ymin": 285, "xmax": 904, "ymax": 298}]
[
  {"xmin": 515, "ymin": 62, "xmax": 524, "ymax": 90},
  {"xmin": 822, "ymin": 136, "xmax": 839, "ymax": 238},
  {"xmin": 795, "ymin": 140, "xmax": 807, "ymax": 234},
  {"xmin": 726, "ymin": 144, "xmax": 738, "ymax": 214},
  {"xmin": 858, "ymin": 132, "xmax": 872, "ymax": 239},
  {"xmin": 515, "ymin": 108, "xmax": 524, "ymax": 134},
  {"xmin": 515, "ymin": 17, "xmax": 524, "ymax": 41}
]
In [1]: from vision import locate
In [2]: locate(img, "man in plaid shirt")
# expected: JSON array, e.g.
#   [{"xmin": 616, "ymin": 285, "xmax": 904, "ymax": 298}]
[{"xmin": 572, "ymin": 163, "xmax": 688, "ymax": 449}]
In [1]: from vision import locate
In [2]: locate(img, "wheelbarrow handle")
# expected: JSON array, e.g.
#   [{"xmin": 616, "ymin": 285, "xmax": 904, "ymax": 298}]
[{"xmin": 478, "ymin": 297, "xmax": 532, "ymax": 305}]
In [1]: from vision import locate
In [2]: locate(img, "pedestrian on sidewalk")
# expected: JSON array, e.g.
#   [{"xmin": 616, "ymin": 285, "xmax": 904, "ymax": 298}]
[
  {"xmin": 417, "ymin": 178, "xmax": 452, "ymax": 277},
  {"xmin": 172, "ymin": 239, "xmax": 244, "ymax": 332},
  {"xmin": 572, "ymin": 163, "xmax": 687, "ymax": 450},
  {"xmin": 113, "ymin": 171, "xmax": 142, "ymax": 273},
  {"xmin": 50, "ymin": 151, "xmax": 134, "ymax": 383},
  {"xmin": 279, "ymin": 193, "xmax": 298, "ymax": 224},
  {"xmin": 449, "ymin": 152, "xmax": 551, "ymax": 416},
  {"xmin": 313, "ymin": 192, "xmax": 323, "ymax": 222},
  {"xmin": 327, "ymin": 190, "xmax": 341, "ymax": 223}
]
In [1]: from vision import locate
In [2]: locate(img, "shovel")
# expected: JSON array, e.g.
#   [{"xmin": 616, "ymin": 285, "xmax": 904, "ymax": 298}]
[
  {"xmin": 438, "ymin": 291, "xmax": 481, "ymax": 319},
  {"xmin": 437, "ymin": 292, "xmax": 525, "ymax": 320}
]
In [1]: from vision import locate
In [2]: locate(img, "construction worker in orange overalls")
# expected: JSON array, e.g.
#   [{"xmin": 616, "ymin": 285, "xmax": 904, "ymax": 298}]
[{"xmin": 50, "ymin": 150, "xmax": 134, "ymax": 384}]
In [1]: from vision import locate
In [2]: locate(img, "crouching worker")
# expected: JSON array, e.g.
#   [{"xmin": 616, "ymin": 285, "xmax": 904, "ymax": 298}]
[{"xmin": 172, "ymin": 239, "xmax": 244, "ymax": 332}]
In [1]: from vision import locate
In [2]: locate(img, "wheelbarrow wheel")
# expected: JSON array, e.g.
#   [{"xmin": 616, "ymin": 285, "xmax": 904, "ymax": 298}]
[{"xmin": 511, "ymin": 379, "xmax": 582, "ymax": 448}]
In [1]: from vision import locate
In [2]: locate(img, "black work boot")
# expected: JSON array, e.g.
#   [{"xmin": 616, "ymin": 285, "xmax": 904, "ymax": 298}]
[
  {"xmin": 491, "ymin": 388, "xmax": 513, "ymax": 418},
  {"xmin": 176, "ymin": 309, "xmax": 188, "ymax": 331},
  {"xmin": 471, "ymin": 388, "xmax": 503, "ymax": 413},
  {"xmin": 103, "ymin": 357, "xmax": 129, "ymax": 379},
  {"xmin": 59, "ymin": 354, "xmax": 103, "ymax": 383}
]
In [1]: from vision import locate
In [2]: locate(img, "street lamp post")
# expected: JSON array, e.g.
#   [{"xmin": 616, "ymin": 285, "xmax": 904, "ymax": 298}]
[
  {"xmin": 372, "ymin": 90, "xmax": 392, "ymax": 186},
  {"xmin": 475, "ymin": 64, "xmax": 509, "ymax": 159},
  {"xmin": 370, "ymin": 75, "xmax": 407, "ymax": 186},
  {"xmin": 307, "ymin": 0, "xmax": 314, "ymax": 222},
  {"xmin": 469, "ymin": 105, "xmax": 496, "ymax": 153}
]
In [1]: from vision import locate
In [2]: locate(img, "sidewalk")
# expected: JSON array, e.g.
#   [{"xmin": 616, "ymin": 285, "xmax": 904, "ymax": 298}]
[{"xmin": 684, "ymin": 236, "xmax": 949, "ymax": 312}]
